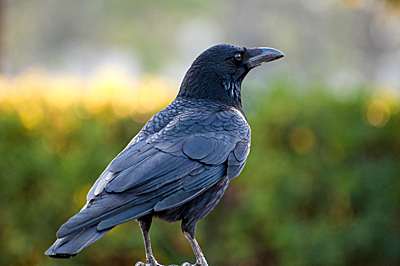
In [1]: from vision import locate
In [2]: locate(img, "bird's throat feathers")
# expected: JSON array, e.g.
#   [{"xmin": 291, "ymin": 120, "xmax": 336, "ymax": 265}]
[{"xmin": 178, "ymin": 64, "xmax": 243, "ymax": 108}]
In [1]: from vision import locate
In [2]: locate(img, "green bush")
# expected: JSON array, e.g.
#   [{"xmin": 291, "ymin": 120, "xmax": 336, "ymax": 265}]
[
  {"xmin": 206, "ymin": 84, "xmax": 400, "ymax": 266},
  {"xmin": 1, "ymin": 79, "xmax": 399, "ymax": 266}
]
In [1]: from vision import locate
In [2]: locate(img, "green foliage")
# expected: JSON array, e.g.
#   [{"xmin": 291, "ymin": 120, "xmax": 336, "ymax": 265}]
[
  {"xmin": 205, "ymin": 84, "xmax": 400, "ymax": 266},
  {"xmin": 1, "ymin": 83, "xmax": 399, "ymax": 266}
]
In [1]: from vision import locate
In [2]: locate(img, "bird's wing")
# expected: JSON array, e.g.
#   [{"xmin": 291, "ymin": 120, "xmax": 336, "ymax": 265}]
[{"xmin": 57, "ymin": 106, "xmax": 250, "ymax": 238}]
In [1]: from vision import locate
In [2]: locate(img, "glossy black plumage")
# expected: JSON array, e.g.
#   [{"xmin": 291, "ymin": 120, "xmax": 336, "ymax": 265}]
[{"xmin": 45, "ymin": 44, "xmax": 284, "ymax": 265}]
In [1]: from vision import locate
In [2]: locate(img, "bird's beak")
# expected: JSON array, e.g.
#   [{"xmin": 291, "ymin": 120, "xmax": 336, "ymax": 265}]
[{"xmin": 244, "ymin": 47, "xmax": 284, "ymax": 69}]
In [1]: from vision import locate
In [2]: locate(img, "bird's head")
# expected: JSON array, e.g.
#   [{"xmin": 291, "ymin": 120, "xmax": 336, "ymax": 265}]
[{"xmin": 178, "ymin": 44, "xmax": 284, "ymax": 108}]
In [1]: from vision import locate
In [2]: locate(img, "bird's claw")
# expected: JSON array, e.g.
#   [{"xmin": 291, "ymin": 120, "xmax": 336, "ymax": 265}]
[
  {"xmin": 134, "ymin": 262, "xmax": 178, "ymax": 266},
  {"xmin": 134, "ymin": 262, "xmax": 161, "ymax": 266},
  {"xmin": 135, "ymin": 262, "xmax": 150, "ymax": 266},
  {"xmin": 135, "ymin": 262, "xmax": 204, "ymax": 266},
  {"xmin": 182, "ymin": 262, "xmax": 207, "ymax": 266}
]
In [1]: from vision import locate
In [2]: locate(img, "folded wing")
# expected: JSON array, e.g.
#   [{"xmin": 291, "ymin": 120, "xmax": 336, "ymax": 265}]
[{"xmin": 56, "ymin": 107, "xmax": 250, "ymax": 238}]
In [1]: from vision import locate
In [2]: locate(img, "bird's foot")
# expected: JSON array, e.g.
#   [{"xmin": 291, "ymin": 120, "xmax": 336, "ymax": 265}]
[
  {"xmin": 134, "ymin": 261, "xmax": 178, "ymax": 266},
  {"xmin": 135, "ymin": 260, "xmax": 208, "ymax": 266},
  {"xmin": 135, "ymin": 262, "xmax": 151, "ymax": 266},
  {"xmin": 182, "ymin": 262, "xmax": 208, "ymax": 266}
]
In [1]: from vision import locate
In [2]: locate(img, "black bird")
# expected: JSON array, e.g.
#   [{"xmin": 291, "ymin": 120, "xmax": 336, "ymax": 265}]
[{"xmin": 45, "ymin": 44, "xmax": 284, "ymax": 266}]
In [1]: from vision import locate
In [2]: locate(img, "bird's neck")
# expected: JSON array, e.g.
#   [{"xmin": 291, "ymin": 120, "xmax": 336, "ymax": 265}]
[{"xmin": 178, "ymin": 69, "xmax": 243, "ymax": 109}]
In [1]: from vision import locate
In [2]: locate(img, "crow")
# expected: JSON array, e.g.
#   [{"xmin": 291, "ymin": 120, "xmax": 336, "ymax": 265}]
[{"xmin": 45, "ymin": 44, "xmax": 284, "ymax": 266}]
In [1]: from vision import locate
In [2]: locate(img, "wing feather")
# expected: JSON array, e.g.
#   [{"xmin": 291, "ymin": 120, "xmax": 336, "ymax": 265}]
[
  {"xmin": 66, "ymin": 104, "xmax": 250, "ymax": 239},
  {"xmin": 153, "ymin": 188, "xmax": 206, "ymax": 212}
]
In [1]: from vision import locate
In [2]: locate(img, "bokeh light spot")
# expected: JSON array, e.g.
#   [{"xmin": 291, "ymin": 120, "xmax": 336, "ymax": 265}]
[
  {"xmin": 367, "ymin": 100, "xmax": 390, "ymax": 127},
  {"xmin": 289, "ymin": 126, "xmax": 316, "ymax": 154},
  {"xmin": 17, "ymin": 103, "xmax": 44, "ymax": 130},
  {"xmin": 45, "ymin": 76, "xmax": 81, "ymax": 111}
]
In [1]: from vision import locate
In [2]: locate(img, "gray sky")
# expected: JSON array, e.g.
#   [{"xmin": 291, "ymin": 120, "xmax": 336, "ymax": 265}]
[{"xmin": 2, "ymin": 0, "xmax": 400, "ymax": 89}]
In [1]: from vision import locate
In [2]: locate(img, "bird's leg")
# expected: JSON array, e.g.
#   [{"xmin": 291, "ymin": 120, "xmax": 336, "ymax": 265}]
[
  {"xmin": 136, "ymin": 216, "xmax": 162, "ymax": 266},
  {"xmin": 183, "ymin": 231, "xmax": 209, "ymax": 266}
]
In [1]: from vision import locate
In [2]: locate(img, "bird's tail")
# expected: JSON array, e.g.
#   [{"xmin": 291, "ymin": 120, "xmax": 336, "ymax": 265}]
[{"xmin": 44, "ymin": 224, "xmax": 112, "ymax": 258}]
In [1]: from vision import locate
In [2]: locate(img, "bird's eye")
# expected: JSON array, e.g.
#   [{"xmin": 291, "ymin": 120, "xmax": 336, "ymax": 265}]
[{"xmin": 234, "ymin": 53, "xmax": 242, "ymax": 61}]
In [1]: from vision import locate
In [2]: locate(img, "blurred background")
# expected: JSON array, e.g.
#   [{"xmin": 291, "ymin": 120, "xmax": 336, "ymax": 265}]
[{"xmin": 1, "ymin": 0, "xmax": 400, "ymax": 265}]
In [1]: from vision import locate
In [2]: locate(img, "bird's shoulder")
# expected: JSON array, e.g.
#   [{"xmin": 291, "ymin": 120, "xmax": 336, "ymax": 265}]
[{"xmin": 129, "ymin": 97, "xmax": 250, "ymax": 147}]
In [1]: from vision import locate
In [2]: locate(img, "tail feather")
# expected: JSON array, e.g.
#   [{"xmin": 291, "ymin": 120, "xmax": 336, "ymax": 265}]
[
  {"xmin": 46, "ymin": 196, "xmax": 159, "ymax": 258},
  {"xmin": 45, "ymin": 224, "xmax": 112, "ymax": 258},
  {"xmin": 56, "ymin": 192, "xmax": 158, "ymax": 239}
]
